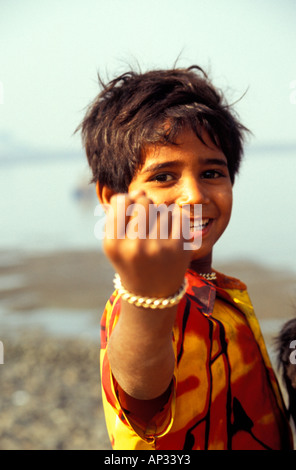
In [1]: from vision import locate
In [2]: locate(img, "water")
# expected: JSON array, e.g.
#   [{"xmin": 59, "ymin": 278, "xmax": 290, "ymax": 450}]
[
  {"xmin": 214, "ymin": 148, "xmax": 296, "ymax": 273},
  {"xmin": 0, "ymin": 304, "xmax": 100, "ymax": 341},
  {"xmin": 0, "ymin": 147, "xmax": 295, "ymax": 272},
  {"xmin": 0, "ymin": 155, "xmax": 99, "ymax": 253}
]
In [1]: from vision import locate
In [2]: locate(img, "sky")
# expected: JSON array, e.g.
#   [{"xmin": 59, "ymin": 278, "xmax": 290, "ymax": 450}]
[{"xmin": 0, "ymin": 0, "xmax": 296, "ymax": 155}]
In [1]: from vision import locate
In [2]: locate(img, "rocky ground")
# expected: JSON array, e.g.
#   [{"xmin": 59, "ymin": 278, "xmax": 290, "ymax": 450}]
[{"xmin": 0, "ymin": 331, "xmax": 111, "ymax": 450}]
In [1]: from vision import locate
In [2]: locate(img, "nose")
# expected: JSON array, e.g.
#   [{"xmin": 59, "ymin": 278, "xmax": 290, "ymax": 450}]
[{"xmin": 176, "ymin": 177, "xmax": 210, "ymax": 207}]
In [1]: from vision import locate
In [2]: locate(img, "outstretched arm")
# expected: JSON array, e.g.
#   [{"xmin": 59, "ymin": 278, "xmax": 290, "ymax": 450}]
[{"xmin": 104, "ymin": 191, "xmax": 192, "ymax": 401}]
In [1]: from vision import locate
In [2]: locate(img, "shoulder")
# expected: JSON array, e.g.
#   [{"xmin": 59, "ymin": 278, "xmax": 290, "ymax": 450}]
[{"xmin": 213, "ymin": 270, "xmax": 247, "ymax": 290}]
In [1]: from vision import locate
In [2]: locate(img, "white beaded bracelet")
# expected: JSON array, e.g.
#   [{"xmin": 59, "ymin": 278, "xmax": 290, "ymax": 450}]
[{"xmin": 113, "ymin": 273, "xmax": 188, "ymax": 309}]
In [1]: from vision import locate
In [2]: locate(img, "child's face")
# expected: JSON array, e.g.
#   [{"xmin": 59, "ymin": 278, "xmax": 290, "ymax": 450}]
[{"xmin": 128, "ymin": 127, "xmax": 233, "ymax": 264}]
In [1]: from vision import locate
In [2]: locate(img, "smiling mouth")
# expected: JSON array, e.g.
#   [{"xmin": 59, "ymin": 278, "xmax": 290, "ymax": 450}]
[{"xmin": 189, "ymin": 218, "xmax": 211, "ymax": 232}]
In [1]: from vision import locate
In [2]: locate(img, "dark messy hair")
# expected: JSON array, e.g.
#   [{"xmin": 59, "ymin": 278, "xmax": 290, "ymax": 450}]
[
  {"xmin": 274, "ymin": 318, "xmax": 296, "ymax": 428},
  {"xmin": 77, "ymin": 66, "xmax": 249, "ymax": 192}
]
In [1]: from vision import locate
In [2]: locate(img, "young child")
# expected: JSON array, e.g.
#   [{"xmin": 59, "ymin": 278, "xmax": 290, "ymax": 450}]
[{"xmin": 78, "ymin": 66, "xmax": 293, "ymax": 450}]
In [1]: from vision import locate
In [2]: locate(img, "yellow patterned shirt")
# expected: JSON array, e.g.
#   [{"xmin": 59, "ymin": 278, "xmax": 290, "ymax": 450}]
[{"xmin": 100, "ymin": 269, "xmax": 293, "ymax": 450}]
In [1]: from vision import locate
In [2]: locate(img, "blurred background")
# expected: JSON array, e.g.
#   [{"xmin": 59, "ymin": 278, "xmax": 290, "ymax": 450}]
[{"xmin": 0, "ymin": 0, "xmax": 295, "ymax": 449}]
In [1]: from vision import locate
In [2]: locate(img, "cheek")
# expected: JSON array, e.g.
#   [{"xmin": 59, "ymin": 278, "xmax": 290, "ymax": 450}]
[
  {"xmin": 146, "ymin": 190, "xmax": 175, "ymax": 206},
  {"xmin": 218, "ymin": 188, "xmax": 233, "ymax": 221},
  {"xmin": 226, "ymin": 193, "xmax": 233, "ymax": 219}
]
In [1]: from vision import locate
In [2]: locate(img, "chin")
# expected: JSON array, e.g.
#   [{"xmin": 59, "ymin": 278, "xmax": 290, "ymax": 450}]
[{"xmin": 189, "ymin": 249, "xmax": 212, "ymax": 263}]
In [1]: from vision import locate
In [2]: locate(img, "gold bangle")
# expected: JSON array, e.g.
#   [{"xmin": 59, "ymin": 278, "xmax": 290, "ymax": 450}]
[{"xmin": 113, "ymin": 273, "xmax": 187, "ymax": 309}]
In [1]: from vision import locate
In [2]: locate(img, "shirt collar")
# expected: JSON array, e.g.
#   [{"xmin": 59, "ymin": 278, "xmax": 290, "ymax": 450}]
[{"xmin": 185, "ymin": 268, "xmax": 247, "ymax": 317}]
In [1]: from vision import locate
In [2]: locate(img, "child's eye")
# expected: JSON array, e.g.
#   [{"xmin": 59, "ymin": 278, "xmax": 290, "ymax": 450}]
[
  {"xmin": 152, "ymin": 173, "xmax": 174, "ymax": 183},
  {"xmin": 201, "ymin": 169, "xmax": 224, "ymax": 179}
]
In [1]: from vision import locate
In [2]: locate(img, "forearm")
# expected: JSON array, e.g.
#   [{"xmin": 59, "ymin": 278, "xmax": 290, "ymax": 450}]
[
  {"xmin": 102, "ymin": 191, "xmax": 191, "ymax": 400},
  {"xmin": 107, "ymin": 300, "xmax": 178, "ymax": 400}
]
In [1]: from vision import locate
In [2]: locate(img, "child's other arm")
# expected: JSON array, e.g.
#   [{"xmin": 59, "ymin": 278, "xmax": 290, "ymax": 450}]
[{"xmin": 104, "ymin": 191, "xmax": 192, "ymax": 401}]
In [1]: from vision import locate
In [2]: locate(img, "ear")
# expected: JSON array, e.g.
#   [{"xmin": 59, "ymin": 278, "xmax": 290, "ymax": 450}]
[{"xmin": 96, "ymin": 181, "xmax": 117, "ymax": 208}]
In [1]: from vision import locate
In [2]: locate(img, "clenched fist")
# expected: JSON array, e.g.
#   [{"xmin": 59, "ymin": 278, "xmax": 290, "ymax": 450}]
[{"xmin": 103, "ymin": 190, "xmax": 195, "ymax": 299}]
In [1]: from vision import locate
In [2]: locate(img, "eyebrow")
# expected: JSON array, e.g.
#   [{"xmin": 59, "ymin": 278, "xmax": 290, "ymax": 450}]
[
  {"xmin": 202, "ymin": 157, "xmax": 228, "ymax": 167},
  {"xmin": 142, "ymin": 161, "xmax": 181, "ymax": 174},
  {"xmin": 142, "ymin": 157, "xmax": 228, "ymax": 174}
]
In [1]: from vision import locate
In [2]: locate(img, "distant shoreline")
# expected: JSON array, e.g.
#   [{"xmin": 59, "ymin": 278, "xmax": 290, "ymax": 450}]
[{"xmin": 1, "ymin": 247, "xmax": 295, "ymax": 329}]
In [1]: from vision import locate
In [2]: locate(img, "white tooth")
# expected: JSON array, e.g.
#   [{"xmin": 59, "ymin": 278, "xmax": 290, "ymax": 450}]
[{"xmin": 190, "ymin": 218, "xmax": 209, "ymax": 230}]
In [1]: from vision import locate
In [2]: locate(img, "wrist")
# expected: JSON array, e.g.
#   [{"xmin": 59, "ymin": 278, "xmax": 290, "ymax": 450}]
[{"xmin": 114, "ymin": 273, "xmax": 187, "ymax": 309}]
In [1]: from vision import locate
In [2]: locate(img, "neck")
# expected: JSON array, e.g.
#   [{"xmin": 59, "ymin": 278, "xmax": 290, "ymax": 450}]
[{"xmin": 189, "ymin": 253, "xmax": 212, "ymax": 274}]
